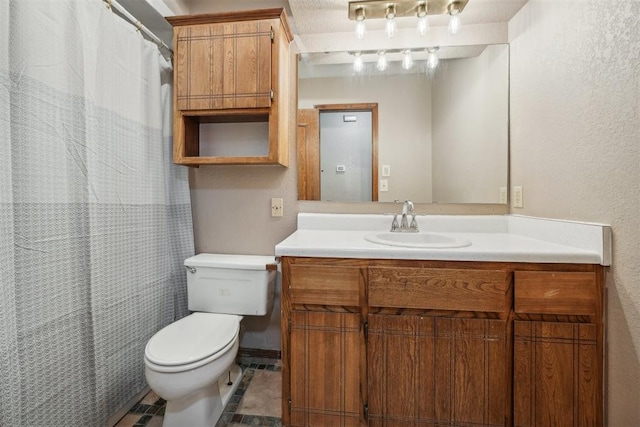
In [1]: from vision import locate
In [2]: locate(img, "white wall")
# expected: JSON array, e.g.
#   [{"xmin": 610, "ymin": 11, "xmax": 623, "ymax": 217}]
[
  {"xmin": 432, "ymin": 44, "xmax": 509, "ymax": 203},
  {"xmin": 299, "ymin": 74, "xmax": 432, "ymax": 202},
  {"xmin": 509, "ymin": 1, "xmax": 640, "ymax": 424}
]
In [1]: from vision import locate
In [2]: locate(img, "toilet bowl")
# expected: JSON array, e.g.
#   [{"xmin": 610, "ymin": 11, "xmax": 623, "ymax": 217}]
[
  {"xmin": 143, "ymin": 254, "xmax": 277, "ymax": 427},
  {"xmin": 144, "ymin": 313, "xmax": 242, "ymax": 427}
]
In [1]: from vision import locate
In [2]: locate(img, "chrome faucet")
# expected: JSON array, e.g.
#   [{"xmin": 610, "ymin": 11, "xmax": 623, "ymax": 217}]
[{"xmin": 391, "ymin": 200, "xmax": 419, "ymax": 232}]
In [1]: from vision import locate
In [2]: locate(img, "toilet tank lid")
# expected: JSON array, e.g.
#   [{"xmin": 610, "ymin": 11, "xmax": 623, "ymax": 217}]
[{"xmin": 185, "ymin": 253, "xmax": 278, "ymax": 271}]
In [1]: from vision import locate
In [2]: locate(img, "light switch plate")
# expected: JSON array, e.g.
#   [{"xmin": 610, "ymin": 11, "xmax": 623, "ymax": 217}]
[
  {"xmin": 382, "ymin": 165, "xmax": 391, "ymax": 177},
  {"xmin": 380, "ymin": 179, "xmax": 389, "ymax": 192}
]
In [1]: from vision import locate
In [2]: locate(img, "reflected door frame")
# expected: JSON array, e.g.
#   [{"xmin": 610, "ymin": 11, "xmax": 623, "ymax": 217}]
[{"xmin": 297, "ymin": 103, "xmax": 379, "ymax": 201}]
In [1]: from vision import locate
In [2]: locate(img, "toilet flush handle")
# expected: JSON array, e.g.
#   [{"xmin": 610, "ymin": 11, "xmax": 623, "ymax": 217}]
[{"xmin": 185, "ymin": 266, "xmax": 197, "ymax": 274}]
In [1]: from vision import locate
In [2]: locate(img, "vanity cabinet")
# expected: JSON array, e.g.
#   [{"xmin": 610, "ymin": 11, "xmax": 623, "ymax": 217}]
[
  {"xmin": 167, "ymin": 9, "xmax": 292, "ymax": 166},
  {"xmin": 281, "ymin": 258, "xmax": 605, "ymax": 427}
]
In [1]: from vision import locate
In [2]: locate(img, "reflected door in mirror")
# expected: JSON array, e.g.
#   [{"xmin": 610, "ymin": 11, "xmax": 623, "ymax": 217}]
[
  {"xmin": 320, "ymin": 110, "xmax": 373, "ymax": 202},
  {"xmin": 298, "ymin": 104, "xmax": 379, "ymax": 201}
]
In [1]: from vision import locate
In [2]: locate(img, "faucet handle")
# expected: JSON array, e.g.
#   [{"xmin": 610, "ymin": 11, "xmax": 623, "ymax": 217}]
[
  {"xmin": 409, "ymin": 215, "xmax": 419, "ymax": 232},
  {"xmin": 390, "ymin": 215, "xmax": 400, "ymax": 231}
]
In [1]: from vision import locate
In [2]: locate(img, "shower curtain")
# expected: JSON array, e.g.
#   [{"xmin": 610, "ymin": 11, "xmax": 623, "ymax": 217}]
[{"xmin": 0, "ymin": 1, "xmax": 194, "ymax": 424}]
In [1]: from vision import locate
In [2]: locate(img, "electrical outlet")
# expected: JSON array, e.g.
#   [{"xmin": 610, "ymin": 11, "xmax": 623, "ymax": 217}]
[
  {"xmin": 513, "ymin": 186, "xmax": 523, "ymax": 208},
  {"xmin": 271, "ymin": 198, "xmax": 284, "ymax": 217},
  {"xmin": 380, "ymin": 179, "xmax": 389, "ymax": 192},
  {"xmin": 499, "ymin": 187, "xmax": 508, "ymax": 204}
]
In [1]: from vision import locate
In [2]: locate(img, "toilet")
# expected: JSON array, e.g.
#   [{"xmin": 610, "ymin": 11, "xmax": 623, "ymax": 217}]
[{"xmin": 144, "ymin": 253, "xmax": 277, "ymax": 427}]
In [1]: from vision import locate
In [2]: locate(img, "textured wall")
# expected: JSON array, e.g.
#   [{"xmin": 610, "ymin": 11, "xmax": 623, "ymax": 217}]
[{"xmin": 509, "ymin": 1, "xmax": 640, "ymax": 424}]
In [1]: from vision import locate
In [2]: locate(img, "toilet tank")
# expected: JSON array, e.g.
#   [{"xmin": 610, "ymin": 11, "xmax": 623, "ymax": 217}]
[{"xmin": 184, "ymin": 254, "xmax": 277, "ymax": 315}]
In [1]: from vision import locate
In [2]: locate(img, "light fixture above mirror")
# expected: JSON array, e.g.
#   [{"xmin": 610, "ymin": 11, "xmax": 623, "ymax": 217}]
[{"xmin": 349, "ymin": 0, "xmax": 469, "ymax": 39}]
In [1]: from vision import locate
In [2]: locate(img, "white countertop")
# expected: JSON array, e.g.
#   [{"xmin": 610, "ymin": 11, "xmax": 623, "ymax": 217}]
[{"xmin": 275, "ymin": 214, "xmax": 612, "ymax": 266}]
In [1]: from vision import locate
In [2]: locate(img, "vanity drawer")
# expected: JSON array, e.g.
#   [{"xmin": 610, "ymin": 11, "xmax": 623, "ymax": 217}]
[
  {"xmin": 368, "ymin": 267, "xmax": 511, "ymax": 313},
  {"xmin": 289, "ymin": 265, "xmax": 361, "ymax": 306},
  {"xmin": 514, "ymin": 271, "xmax": 598, "ymax": 316}
]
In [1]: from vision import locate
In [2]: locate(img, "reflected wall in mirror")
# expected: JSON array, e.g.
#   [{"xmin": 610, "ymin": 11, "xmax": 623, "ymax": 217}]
[{"xmin": 297, "ymin": 44, "xmax": 509, "ymax": 204}]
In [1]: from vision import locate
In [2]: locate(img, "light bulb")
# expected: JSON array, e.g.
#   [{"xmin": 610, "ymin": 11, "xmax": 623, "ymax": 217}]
[
  {"xmin": 448, "ymin": 14, "xmax": 461, "ymax": 35},
  {"xmin": 385, "ymin": 17, "xmax": 396, "ymax": 38},
  {"xmin": 356, "ymin": 20, "xmax": 366, "ymax": 40},
  {"xmin": 426, "ymin": 48, "xmax": 439, "ymax": 70},
  {"xmin": 353, "ymin": 53, "xmax": 364, "ymax": 73},
  {"xmin": 447, "ymin": 2, "xmax": 462, "ymax": 35},
  {"xmin": 376, "ymin": 51, "xmax": 388, "ymax": 72},
  {"xmin": 402, "ymin": 50, "xmax": 413, "ymax": 70},
  {"xmin": 385, "ymin": 5, "xmax": 396, "ymax": 39},
  {"xmin": 355, "ymin": 7, "xmax": 366, "ymax": 40},
  {"xmin": 417, "ymin": 16, "xmax": 429, "ymax": 36},
  {"xmin": 416, "ymin": 3, "xmax": 428, "ymax": 36}
]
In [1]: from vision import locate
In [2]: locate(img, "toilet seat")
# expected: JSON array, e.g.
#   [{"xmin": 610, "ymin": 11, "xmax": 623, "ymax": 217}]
[{"xmin": 145, "ymin": 312, "xmax": 240, "ymax": 372}]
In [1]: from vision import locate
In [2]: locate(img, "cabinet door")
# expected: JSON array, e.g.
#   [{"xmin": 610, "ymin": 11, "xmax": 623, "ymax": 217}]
[
  {"xmin": 368, "ymin": 314, "xmax": 509, "ymax": 427},
  {"xmin": 513, "ymin": 321, "xmax": 600, "ymax": 427},
  {"xmin": 289, "ymin": 310, "xmax": 364, "ymax": 427},
  {"xmin": 174, "ymin": 20, "xmax": 272, "ymax": 110}
]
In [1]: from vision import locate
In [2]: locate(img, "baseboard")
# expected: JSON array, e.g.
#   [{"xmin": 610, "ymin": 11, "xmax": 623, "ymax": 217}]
[{"xmin": 238, "ymin": 347, "xmax": 281, "ymax": 360}]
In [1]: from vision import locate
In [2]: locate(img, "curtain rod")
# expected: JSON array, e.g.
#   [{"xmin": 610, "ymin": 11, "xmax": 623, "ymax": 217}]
[{"xmin": 103, "ymin": 0, "xmax": 173, "ymax": 57}]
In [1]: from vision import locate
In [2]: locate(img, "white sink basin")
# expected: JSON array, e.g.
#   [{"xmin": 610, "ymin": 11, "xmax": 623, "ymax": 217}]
[{"xmin": 364, "ymin": 232, "xmax": 472, "ymax": 249}]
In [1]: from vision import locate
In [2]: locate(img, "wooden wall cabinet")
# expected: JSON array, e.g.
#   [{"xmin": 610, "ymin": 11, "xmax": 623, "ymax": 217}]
[
  {"xmin": 281, "ymin": 258, "xmax": 605, "ymax": 427},
  {"xmin": 167, "ymin": 9, "xmax": 292, "ymax": 166}
]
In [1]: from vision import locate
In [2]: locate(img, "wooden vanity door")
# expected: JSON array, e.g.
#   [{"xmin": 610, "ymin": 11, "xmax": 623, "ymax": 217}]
[
  {"xmin": 513, "ymin": 270, "xmax": 603, "ymax": 426},
  {"xmin": 284, "ymin": 261, "xmax": 366, "ymax": 426},
  {"xmin": 174, "ymin": 20, "xmax": 272, "ymax": 111},
  {"xmin": 367, "ymin": 314, "xmax": 509, "ymax": 427},
  {"xmin": 513, "ymin": 321, "xmax": 600, "ymax": 427},
  {"xmin": 288, "ymin": 310, "xmax": 363, "ymax": 427}
]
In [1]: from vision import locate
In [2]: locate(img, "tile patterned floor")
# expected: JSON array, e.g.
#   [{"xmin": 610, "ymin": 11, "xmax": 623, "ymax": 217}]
[{"xmin": 114, "ymin": 360, "xmax": 282, "ymax": 427}]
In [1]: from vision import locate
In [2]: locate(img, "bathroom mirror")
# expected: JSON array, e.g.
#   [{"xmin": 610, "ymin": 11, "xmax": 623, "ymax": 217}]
[{"xmin": 297, "ymin": 43, "xmax": 509, "ymax": 204}]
